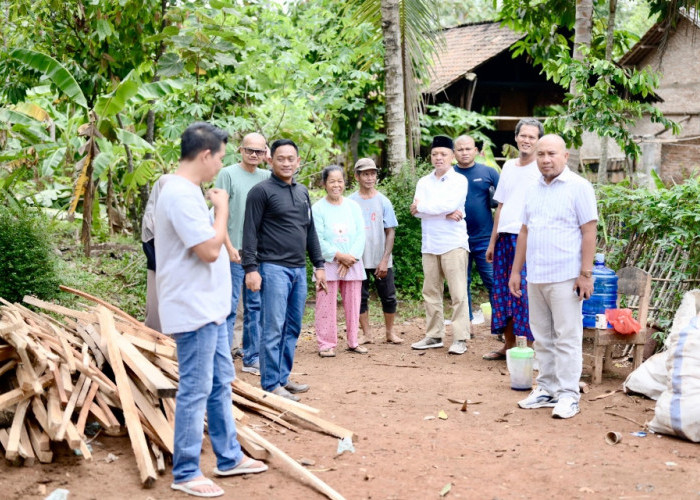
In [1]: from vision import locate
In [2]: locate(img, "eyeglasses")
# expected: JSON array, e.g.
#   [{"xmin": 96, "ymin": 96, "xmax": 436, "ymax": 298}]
[{"xmin": 242, "ymin": 147, "xmax": 266, "ymax": 156}]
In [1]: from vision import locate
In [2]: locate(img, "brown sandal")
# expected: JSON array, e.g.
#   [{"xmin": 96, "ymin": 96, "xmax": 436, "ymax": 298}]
[{"xmin": 319, "ymin": 349, "xmax": 336, "ymax": 358}]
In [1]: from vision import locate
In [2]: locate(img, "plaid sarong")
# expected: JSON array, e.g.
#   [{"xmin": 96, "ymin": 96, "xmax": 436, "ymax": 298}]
[{"xmin": 491, "ymin": 233, "xmax": 533, "ymax": 341}]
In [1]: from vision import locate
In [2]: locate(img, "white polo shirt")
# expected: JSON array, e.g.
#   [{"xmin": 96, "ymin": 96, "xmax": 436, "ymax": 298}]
[
  {"xmin": 413, "ymin": 168, "xmax": 469, "ymax": 255},
  {"xmin": 522, "ymin": 167, "xmax": 598, "ymax": 284}
]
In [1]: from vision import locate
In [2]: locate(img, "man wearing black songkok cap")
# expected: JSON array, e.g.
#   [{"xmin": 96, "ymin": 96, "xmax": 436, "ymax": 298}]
[{"xmin": 409, "ymin": 136, "xmax": 471, "ymax": 354}]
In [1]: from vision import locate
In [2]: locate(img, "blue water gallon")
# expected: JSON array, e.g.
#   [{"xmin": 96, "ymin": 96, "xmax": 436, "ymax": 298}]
[{"xmin": 582, "ymin": 253, "xmax": 618, "ymax": 328}]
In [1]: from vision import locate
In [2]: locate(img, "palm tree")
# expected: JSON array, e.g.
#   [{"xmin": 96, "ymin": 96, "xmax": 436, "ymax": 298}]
[{"xmin": 348, "ymin": 0, "xmax": 442, "ymax": 174}]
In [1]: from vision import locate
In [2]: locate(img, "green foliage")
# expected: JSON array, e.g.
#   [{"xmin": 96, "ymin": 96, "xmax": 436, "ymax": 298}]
[
  {"xmin": 596, "ymin": 177, "xmax": 700, "ymax": 327},
  {"xmin": 382, "ymin": 160, "xmax": 432, "ymax": 299},
  {"xmin": 499, "ymin": 0, "xmax": 679, "ymax": 159},
  {"xmin": 420, "ymin": 103, "xmax": 496, "ymax": 156},
  {"xmin": 0, "ymin": 205, "xmax": 60, "ymax": 302}
]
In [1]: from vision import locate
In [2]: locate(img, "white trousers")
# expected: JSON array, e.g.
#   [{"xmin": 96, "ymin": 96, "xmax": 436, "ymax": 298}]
[{"xmin": 528, "ymin": 278, "xmax": 583, "ymax": 401}]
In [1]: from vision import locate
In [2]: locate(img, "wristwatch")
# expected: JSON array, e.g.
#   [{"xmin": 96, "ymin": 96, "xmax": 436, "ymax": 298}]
[{"xmin": 580, "ymin": 270, "xmax": 592, "ymax": 278}]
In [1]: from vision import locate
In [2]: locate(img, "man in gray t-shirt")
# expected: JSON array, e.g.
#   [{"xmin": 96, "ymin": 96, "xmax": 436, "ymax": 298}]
[
  {"xmin": 156, "ymin": 122, "xmax": 267, "ymax": 496},
  {"xmin": 349, "ymin": 158, "xmax": 402, "ymax": 344}
]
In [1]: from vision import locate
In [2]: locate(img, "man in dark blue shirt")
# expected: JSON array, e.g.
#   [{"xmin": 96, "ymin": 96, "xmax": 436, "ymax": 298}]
[{"xmin": 453, "ymin": 135, "xmax": 499, "ymax": 327}]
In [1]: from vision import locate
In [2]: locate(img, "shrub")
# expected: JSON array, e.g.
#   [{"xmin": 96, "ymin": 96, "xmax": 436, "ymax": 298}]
[
  {"xmin": 596, "ymin": 177, "xmax": 700, "ymax": 331},
  {"xmin": 0, "ymin": 205, "xmax": 60, "ymax": 302},
  {"xmin": 382, "ymin": 161, "xmax": 432, "ymax": 300}
]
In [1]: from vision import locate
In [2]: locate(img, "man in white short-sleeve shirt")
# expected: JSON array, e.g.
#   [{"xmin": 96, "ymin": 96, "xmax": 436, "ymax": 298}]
[
  {"xmin": 482, "ymin": 118, "xmax": 543, "ymax": 362},
  {"xmin": 156, "ymin": 122, "xmax": 267, "ymax": 497},
  {"xmin": 509, "ymin": 134, "xmax": 598, "ymax": 420}
]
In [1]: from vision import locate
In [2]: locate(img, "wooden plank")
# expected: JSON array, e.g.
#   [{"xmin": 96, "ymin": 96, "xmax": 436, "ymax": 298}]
[
  {"xmin": 76, "ymin": 382, "xmax": 98, "ymax": 436},
  {"xmin": 76, "ymin": 372, "xmax": 93, "ymax": 408},
  {"xmin": 6, "ymin": 398, "xmax": 31, "ymax": 460},
  {"xmin": 31, "ymin": 397, "xmax": 49, "ymax": 433},
  {"xmin": 18, "ymin": 422, "xmax": 36, "ymax": 465},
  {"xmin": 56, "ymin": 374, "xmax": 87, "ymax": 441},
  {"xmin": 95, "ymin": 391, "xmax": 122, "ymax": 429},
  {"xmin": 0, "ymin": 359, "xmax": 18, "ymax": 378},
  {"xmin": 52, "ymin": 363, "xmax": 68, "ymax": 405},
  {"xmin": 26, "ymin": 420, "xmax": 53, "ymax": 463},
  {"xmin": 236, "ymin": 430, "xmax": 269, "ymax": 461},
  {"xmin": 153, "ymin": 356, "xmax": 180, "ymax": 383},
  {"xmin": 46, "ymin": 385, "xmax": 62, "ymax": 439},
  {"xmin": 0, "ymin": 429, "xmax": 22, "ymax": 466},
  {"xmin": 232, "ymin": 379, "xmax": 321, "ymax": 415},
  {"xmin": 15, "ymin": 346, "xmax": 43, "ymax": 394},
  {"xmin": 49, "ymin": 323, "xmax": 77, "ymax": 373},
  {"xmin": 64, "ymin": 422, "xmax": 88, "ymax": 456},
  {"xmin": 151, "ymin": 442, "xmax": 166, "ymax": 475},
  {"xmin": 22, "ymin": 295, "xmax": 96, "ymax": 323},
  {"xmin": 0, "ymin": 373, "xmax": 52, "ymax": 412},
  {"xmin": 232, "ymin": 393, "xmax": 298, "ymax": 432},
  {"xmin": 114, "ymin": 330, "xmax": 177, "ymax": 398},
  {"xmin": 122, "ymin": 333, "xmax": 177, "ymax": 360},
  {"xmin": 237, "ymin": 425, "xmax": 345, "ymax": 500},
  {"xmin": 127, "ymin": 379, "xmax": 174, "ymax": 454},
  {"xmin": 161, "ymin": 397, "xmax": 176, "ymax": 428},
  {"xmin": 98, "ymin": 306, "xmax": 156, "ymax": 487},
  {"xmin": 74, "ymin": 324, "xmax": 105, "ymax": 369},
  {"xmin": 60, "ymin": 363, "xmax": 74, "ymax": 397}
]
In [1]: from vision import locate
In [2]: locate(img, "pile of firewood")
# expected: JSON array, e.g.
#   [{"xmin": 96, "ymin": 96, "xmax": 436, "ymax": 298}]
[{"xmin": 0, "ymin": 286, "xmax": 351, "ymax": 500}]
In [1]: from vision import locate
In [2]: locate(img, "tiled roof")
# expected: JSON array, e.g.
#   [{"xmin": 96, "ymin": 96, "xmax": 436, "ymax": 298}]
[{"xmin": 427, "ymin": 21, "xmax": 525, "ymax": 95}]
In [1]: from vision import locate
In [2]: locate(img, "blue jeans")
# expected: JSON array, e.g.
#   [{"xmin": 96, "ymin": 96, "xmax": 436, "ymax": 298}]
[
  {"xmin": 172, "ymin": 322, "xmax": 243, "ymax": 483},
  {"xmin": 226, "ymin": 262, "xmax": 262, "ymax": 366},
  {"xmin": 259, "ymin": 263, "xmax": 307, "ymax": 392},
  {"xmin": 467, "ymin": 242, "xmax": 494, "ymax": 320}
]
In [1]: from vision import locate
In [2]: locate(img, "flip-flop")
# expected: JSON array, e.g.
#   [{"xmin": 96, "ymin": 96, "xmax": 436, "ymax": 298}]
[
  {"xmin": 319, "ymin": 349, "xmax": 336, "ymax": 357},
  {"xmin": 171, "ymin": 478, "xmax": 223, "ymax": 498},
  {"xmin": 214, "ymin": 458, "xmax": 268, "ymax": 477},
  {"xmin": 482, "ymin": 350, "xmax": 506, "ymax": 361}
]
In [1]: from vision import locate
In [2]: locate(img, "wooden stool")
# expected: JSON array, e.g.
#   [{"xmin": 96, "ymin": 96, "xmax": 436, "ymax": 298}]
[{"xmin": 583, "ymin": 267, "xmax": 651, "ymax": 384}]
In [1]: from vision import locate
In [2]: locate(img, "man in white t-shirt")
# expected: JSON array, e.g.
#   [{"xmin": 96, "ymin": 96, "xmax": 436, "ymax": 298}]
[
  {"xmin": 482, "ymin": 118, "xmax": 543, "ymax": 361},
  {"xmin": 410, "ymin": 136, "xmax": 470, "ymax": 355},
  {"xmin": 156, "ymin": 123, "xmax": 267, "ymax": 498}
]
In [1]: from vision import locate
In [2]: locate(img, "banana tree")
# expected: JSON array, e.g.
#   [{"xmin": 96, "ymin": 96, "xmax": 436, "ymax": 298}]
[{"xmin": 5, "ymin": 48, "xmax": 181, "ymax": 255}]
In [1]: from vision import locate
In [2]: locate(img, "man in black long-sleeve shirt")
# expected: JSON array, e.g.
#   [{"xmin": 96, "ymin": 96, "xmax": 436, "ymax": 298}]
[{"xmin": 242, "ymin": 139, "xmax": 327, "ymax": 401}]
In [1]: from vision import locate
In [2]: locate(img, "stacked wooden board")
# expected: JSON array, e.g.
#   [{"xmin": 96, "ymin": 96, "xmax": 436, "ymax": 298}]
[{"xmin": 0, "ymin": 287, "xmax": 351, "ymax": 500}]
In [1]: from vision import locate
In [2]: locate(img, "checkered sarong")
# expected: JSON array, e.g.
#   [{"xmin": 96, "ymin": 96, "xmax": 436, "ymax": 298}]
[{"xmin": 491, "ymin": 233, "xmax": 533, "ymax": 341}]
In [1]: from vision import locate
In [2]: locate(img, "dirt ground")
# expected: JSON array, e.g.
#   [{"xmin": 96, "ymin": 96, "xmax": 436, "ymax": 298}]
[{"xmin": 2, "ymin": 317, "xmax": 699, "ymax": 500}]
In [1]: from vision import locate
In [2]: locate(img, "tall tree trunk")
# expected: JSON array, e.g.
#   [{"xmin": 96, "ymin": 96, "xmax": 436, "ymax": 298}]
[
  {"xmin": 381, "ymin": 0, "xmax": 407, "ymax": 174},
  {"xmin": 568, "ymin": 0, "xmax": 594, "ymax": 171},
  {"xmin": 598, "ymin": 0, "xmax": 618, "ymax": 184}
]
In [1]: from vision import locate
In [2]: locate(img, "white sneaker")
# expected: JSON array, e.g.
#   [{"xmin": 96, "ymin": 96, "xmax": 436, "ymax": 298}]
[
  {"xmin": 471, "ymin": 311, "xmax": 485, "ymax": 325},
  {"xmin": 552, "ymin": 397, "xmax": 580, "ymax": 419},
  {"xmin": 241, "ymin": 362, "xmax": 260, "ymax": 376},
  {"xmin": 518, "ymin": 387, "xmax": 558, "ymax": 409},
  {"xmin": 448, "ymin": 340, "xmax": 467, "ymax": 355},
  {"xmin": 411, "ymin": 337, "xmax": 444, "ymax": 350}
]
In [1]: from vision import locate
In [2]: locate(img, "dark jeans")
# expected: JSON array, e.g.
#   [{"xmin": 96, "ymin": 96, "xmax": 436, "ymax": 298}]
[
  {"xmin": 467, "ymin": 243, "xmax": 494, "ymax": 320},
  {"xmin": 226, "ymin": 262, "xmax": 262, "ymax": 366}
]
